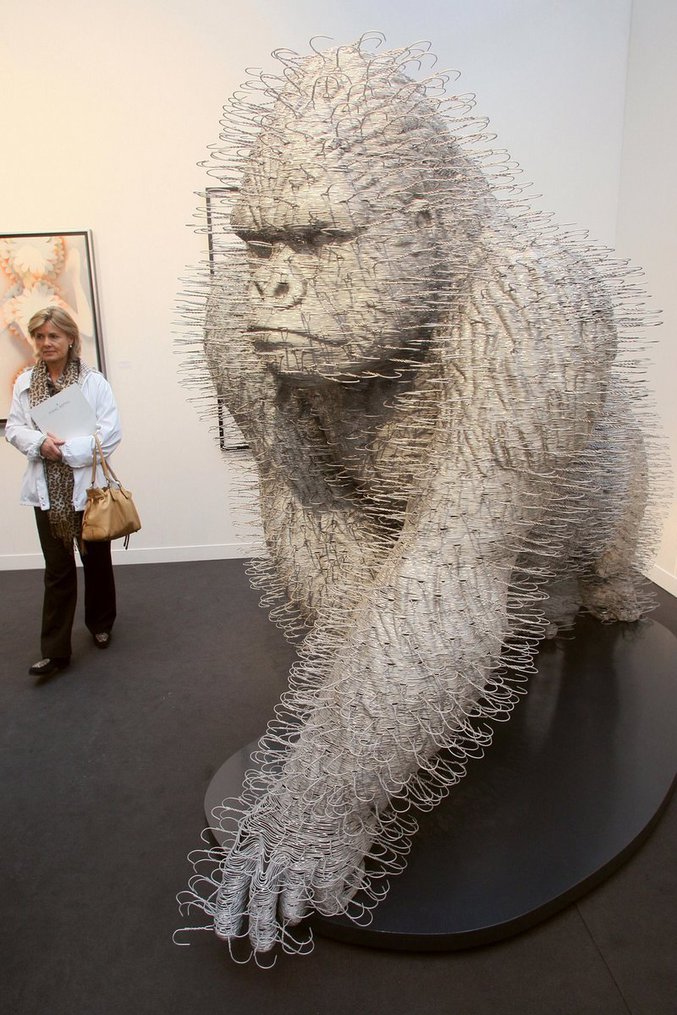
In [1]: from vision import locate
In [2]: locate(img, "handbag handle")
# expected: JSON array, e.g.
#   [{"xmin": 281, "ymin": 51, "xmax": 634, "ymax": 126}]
[{"xmin": 90, "ymin": 434, "xmax": 122, "ymax": 488}]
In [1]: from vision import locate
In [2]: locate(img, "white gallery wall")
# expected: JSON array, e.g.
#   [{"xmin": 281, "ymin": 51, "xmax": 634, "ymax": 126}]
[
  {"xmin": 616, "ymin": 0, "xmax": 677, "ymax": 593},
  {"xmin": 1, "ymin": 0, "xmax": 675, "ymax": 591}
]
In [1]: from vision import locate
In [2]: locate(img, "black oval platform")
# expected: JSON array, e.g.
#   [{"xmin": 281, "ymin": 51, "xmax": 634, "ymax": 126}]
[{"xmin": 204, "ymin": 616, "xmax": 676, "ymax": 951}]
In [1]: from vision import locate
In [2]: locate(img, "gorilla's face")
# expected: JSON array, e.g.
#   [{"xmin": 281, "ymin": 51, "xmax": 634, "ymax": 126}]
[{"xmin": 232, "ymin": 154, "xmax": 450, "ymax": 382}]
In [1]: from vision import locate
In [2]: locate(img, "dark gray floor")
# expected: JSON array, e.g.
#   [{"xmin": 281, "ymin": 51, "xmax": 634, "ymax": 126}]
[{"xmin": 1, "ymin": 559, "xmax": 675, "ymax": 1015}]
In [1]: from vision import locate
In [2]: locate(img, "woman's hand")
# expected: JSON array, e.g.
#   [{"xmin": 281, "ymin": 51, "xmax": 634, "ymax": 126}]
[{"xmin": 40, "ymin": 433, "xmax": 65, "ymax": 462}]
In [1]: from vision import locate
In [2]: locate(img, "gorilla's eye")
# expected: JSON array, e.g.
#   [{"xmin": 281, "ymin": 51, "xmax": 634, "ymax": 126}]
[
  {"xmin": 246, "ymin": 240, "xmax": 273, "ymax": 259},
  {"xmin": 298, "ymin": 228, "xmax": 360, "ymax": 251}
]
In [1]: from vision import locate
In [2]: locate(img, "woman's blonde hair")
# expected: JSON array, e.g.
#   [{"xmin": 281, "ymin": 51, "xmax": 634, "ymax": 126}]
[{"xmin": 27, "ymin": 306, "xmax": 82, "ymax": 360}]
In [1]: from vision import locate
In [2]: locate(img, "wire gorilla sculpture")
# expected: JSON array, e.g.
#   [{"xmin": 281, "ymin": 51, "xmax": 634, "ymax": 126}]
[{"xmin": 178, "ymin": 36, "xmax": 666, "ymax": 961}]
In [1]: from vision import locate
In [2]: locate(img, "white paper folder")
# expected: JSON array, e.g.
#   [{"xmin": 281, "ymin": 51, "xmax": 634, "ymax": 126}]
[{"xmin": 30, "ymin": 384, "xmax": 96, "ymax": 439}]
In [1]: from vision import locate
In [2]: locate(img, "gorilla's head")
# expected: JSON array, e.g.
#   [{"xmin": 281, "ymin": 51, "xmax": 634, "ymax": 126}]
[{"xmin": 229, "ymin": 44, "xmax": 490, "ymax": 383}]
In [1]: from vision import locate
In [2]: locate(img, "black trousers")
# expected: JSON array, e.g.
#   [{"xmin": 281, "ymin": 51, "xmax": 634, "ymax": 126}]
[{"xmin": 34, "ymin": 508, "xmax": 117, "ymax": 659}]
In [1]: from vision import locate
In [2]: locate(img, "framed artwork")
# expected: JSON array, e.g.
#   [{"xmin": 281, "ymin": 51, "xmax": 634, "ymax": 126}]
[
  {"xmin": 205, "ymin": 188, "xmax": 249, "ymax": 452},
  {"xmin": 206, "ymin": 186, "xmax": 238, "ymax": 270},
  {"xmin": 0, "ymin": 231, "xmax": 104, "ymax": 424}
]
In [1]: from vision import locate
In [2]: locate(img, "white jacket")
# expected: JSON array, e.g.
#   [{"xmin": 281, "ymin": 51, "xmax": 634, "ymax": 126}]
[{"xmin": 5, "ymin": 366, "xmax": 122, "ymax": 511}]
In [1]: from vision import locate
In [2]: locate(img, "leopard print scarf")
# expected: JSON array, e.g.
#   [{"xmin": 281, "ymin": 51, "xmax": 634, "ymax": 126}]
[{"xmin": 29, "ymin": 358, "xmax": 82, "ymax": 546}]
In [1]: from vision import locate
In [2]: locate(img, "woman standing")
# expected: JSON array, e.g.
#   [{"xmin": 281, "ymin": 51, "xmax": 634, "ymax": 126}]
[{"xmin": 6, "ymin": 306, "xmax": 122, "ymax": 676}]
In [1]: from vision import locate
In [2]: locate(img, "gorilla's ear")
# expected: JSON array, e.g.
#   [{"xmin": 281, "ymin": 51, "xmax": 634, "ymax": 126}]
[
  {"xmin": 410, "ymin": 198, "xmax": 435, "ymax": 230},
  {"xmin": 415, "ymin": 207, "xmax": 434, "ymax": 229}
]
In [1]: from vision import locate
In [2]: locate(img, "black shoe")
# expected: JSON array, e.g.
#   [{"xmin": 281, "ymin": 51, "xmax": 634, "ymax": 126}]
[
  {"xmin": 29, "ymin": 657, "xmax": 70, "ymax": 677},
  {"xmin": 93, "ymin": 631, "xmax": 112, "ymax": 649}
]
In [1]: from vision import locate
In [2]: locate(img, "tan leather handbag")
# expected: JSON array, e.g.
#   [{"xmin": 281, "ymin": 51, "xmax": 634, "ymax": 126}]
[{"xmin": 82, "ymin": 435, "xmax": 141, "ymax": 543}]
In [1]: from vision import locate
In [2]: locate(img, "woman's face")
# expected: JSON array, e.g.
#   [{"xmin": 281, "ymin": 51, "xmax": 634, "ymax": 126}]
[{"xmin": 33, "ymin": 321, "xmax": 71, "ymax": 375}]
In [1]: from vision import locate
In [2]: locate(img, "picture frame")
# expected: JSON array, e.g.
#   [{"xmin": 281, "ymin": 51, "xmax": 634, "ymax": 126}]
[
  {"xmin": 205, "ymin": 185, "xmax": 238, "ymax": 272},
  {"xmin": 0, "ymin": 231, "xmax": 104, "ymax": 425},
  {"xmin": 205, "ymin": 188, "xmax": 249, "ymax": 452}
]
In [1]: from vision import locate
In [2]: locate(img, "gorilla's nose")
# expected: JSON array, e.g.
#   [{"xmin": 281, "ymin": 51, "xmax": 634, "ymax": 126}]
[{"xmin": 251, "ymin": 259, "xmax": 307, "ymax": 308}]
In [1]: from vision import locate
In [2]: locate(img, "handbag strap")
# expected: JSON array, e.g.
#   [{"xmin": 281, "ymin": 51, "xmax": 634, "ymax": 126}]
[{"xmin": 91, "ymin": 434, "xmax": 122, "ymax": 488}]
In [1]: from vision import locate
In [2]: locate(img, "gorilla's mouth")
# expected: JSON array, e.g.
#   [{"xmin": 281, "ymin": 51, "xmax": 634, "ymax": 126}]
[{"xmin": 248, "ymin": 326, "xmax": 344, "ymax": 348}]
